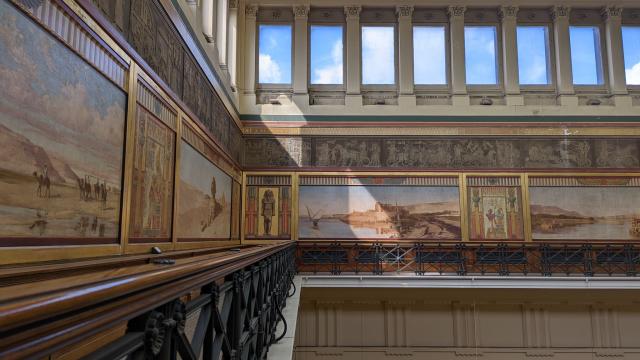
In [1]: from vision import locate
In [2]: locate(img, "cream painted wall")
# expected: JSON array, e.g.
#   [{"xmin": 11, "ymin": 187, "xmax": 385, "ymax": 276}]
[{"xmin": 294, "ymin": 288, "xmax": 640, "ymax": 360}]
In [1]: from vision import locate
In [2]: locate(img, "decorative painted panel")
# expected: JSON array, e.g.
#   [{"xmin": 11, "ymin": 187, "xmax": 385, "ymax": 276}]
[
  {"xmin": 0, "ymin": 0, "xmax": 126, "ymax": 246},
  {"xmin": 529, "ymin": 176, "xmax": 640, "ymax": 241},
  {"xmin": 467, "ymin": 177, "xmax": 524, "ymax": 241},
  {"xmin": 177, "ymin": 141, "xmax": 232, "ymax": 241},
  {"xmin": 244, "ymin": 176, "xmax": 291, "ymax": 239},
  {"xmin": 298, "ymin": 176, "xmax": 461, "ymax": 240},
  {"xmin": 128, "ymin": 105, "xmax": 175, "ymax": 242}
]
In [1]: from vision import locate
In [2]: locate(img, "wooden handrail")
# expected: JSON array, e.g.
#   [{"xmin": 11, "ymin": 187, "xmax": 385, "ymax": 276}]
[{"xmin": 0, "ymin": 242, "xmax": 295, "ymax": 359}]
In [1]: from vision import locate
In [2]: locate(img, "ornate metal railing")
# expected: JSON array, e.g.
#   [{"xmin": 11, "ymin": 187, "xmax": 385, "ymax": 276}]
[
  {"xmin": 297, "ymin": 241, "xmax": 640, "ymax": 277},
  {"xmin": 0, "ymin": 243, "xmax": 296, "ymax": 360}
]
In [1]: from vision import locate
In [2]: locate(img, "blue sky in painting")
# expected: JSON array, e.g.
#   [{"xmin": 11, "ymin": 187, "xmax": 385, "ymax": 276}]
[
  {"xmin": 258, "ymin": 24, "xmax": 292, "ymax": 84},
  {"xmin": 310, "ymin": 25, "xmax": 343, "ymax": 84},
  {"xmin": 622, "ymin": 26, "xmax": 640, "ymax": 85},
  {"xmin": 569, "ymin": 26, "xmax": 603, "ymax": 85},
  {"xmin": 465, "ymin": 26, "xmax": 497, "ymax": 85},
  {"xmin": 362, "ymin": 26, "xmax": 395, "ymax": 84},
  {"xmin": 413, "ymin": 26, "xmax": 447, "ymax": 85},
  {"xmin": 517, "ymin": 26, "xmax": 550, "ymax": 85}
]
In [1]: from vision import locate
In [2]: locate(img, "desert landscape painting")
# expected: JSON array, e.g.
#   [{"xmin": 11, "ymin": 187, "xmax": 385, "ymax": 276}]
[
  {"xmin": 298, "ymin": 186, "xmax": 461, "ymax": 240},
  {"xmin": 177, "ymin": 142, "xmax": 232, "ymax": 240},
  {"xmin": 530, "ymin": 186, "xmax": 640, "ymax": 240},
  {"xmin": 0, "ymin": 2, "xmax": 126, "ymax": 242}
]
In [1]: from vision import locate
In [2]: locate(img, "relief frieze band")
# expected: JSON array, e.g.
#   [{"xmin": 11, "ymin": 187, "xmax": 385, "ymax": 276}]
[{"xmin": 243, "ymin": 137, "xmax": 640, "ymax": 170}]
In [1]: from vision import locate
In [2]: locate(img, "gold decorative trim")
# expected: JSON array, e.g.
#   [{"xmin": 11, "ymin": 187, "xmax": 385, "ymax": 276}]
[{"xmin": 137, "ymin": 81, "xmax": 178, "ymax": 130}]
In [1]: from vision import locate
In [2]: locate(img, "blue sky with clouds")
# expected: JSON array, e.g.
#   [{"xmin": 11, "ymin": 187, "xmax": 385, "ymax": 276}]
[
  {"xmin": 517, "ymin": 26, "xmax": 550, "ymax": 85},
  {"xmin": 258, "ymin": 23, "xmax": 640, "ymax": 87},
  {"xmin": 413, "ymin": 26, "xmax": 447, "ymax": 85},
  {"xmin": 310, "ymin": 25, "xmax": 343, "ymax": 84},
  {"xmin": 258, "ymin": 24, "xmax": 292, "ymax": 84},
  {"xmin": 622, "ymin": 26, "xmax": 640, "ymax": 85},
  {"xmin": 464, "ymin": 26, "xmax": 498, "ymax": 84},
  {"xmin": 569, "ymin": 26, "xmax": 603, "ymax": 85}
]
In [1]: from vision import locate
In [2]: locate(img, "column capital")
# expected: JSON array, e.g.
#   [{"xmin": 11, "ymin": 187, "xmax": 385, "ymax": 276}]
[
  {"xmin": 601, "ymin": 6, "xmax": 623, "ymax": 21},
  {"xmin": 344, "ymin": 5, "xmax": 362, "ymax": 20},
  {"xmin": 499, "ymin": 6, "xmax": 519, "ymax": 21},
  {"xmin": 228, "ymin": 0, "xmax": 238, "ymax": 10},
  {"xmin": 396, "ymin": 5, "xmax": 414, "ymax": 19},
  {"xmin": 447, "ymin": 6, "xmax": 466, "ymax": 19},
  {"xmin": 245, "ymin": 4, "xmax": 258, "ymax": 18},
  {"xmin": 293, "ymin": 5, "xmax": 310, "ymax": 20},
  {"xmin": 550, "ymin": 6, "xmax": 570, "ymax": 21}
]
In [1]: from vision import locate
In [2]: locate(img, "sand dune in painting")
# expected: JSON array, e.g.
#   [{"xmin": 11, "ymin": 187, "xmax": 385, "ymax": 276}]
[{"xmin": 0, "ymin": 2, "xmax": 125, "ymax": 240}]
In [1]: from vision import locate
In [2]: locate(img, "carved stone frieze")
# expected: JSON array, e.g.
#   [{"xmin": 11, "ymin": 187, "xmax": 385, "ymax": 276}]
[{"xmin": 244, "ymin": 136, "xmax": 640, "ymax": 170}]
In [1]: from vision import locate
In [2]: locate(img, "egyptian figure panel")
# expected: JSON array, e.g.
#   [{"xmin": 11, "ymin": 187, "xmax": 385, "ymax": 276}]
[
  {"xmin": 128, "ymin": 105, "xmax": 176, "ymax": 241},
  {"xmin": 467, "ymin": 177, "xmax": 524, "ymax": 241},
  {"xmin": 244, "ymin": 176, "xmax": 292, "ymax": 239},
  {"xmin": 0, "ymin": 1, "xmax": 126, "ymax": 244},
  {"xmin": 177, "ymin": 141, "xmax": 232, "ymax": 241},
  {"xmin": 298, "ymin": 177, "xmax": 461, "ymax": 240},
  {"xmin": 529, "ymin": 177, "xmax": 640, "ymax": 241}
]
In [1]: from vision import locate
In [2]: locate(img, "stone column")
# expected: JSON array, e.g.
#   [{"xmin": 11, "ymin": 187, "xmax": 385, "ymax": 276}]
[
  {"xmin": 217, "ymin": 0, "xmax": 228, "ymax": 67},
  {"xmin": 551, "ymin": 6, "xmax": 577, "ymax": 106},
  {"xmin": 202, "ymin": 0, "xmax": 216, "ymax": 43},
  {"xmin": 448, "ymin": 6, "xmax": 468, "ymax": 106},
  {"xmin": 602, "ymin": 6, "xmax": 630, "ymax": 106},
  {"xmin": 227, "ymin": 0, "xmax": 238, "ymax": 86},
  {"xmin": 397, "ymin": 5, "xmax": 415, "ymax": 106},
  {"xmin": 243, "ymin": 4, "xmax": 258, "ymax": 99},
  {"xmin": 345, "ymin": 5, "xmax": 362, "ymax": 107},
  {"xmin": 293, "ymin": 5, "xmax": 310, "ymax": 104},
  {"xmin": 500, "ymin": 6, "xmax": 522, "ymax": 105}
]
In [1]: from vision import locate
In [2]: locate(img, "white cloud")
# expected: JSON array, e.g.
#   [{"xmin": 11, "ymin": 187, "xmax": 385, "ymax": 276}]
[
  {"xmin": 362, "ymin": 27, "xmax": 395, "ymax": 84},
  {"xmin": 312, "ymin": 40, "xmax": 343, "ymax": 84},
  {"xmin": 626, "ymin": 62, "xmax": 640, "ymax": 85},
  {"xmin": 259, "ymin": 53, "xmax": 282, "ymax": 83},
  {"xmin": 521, "ymin": 55, "xmax": 548, "ymax": 84}
]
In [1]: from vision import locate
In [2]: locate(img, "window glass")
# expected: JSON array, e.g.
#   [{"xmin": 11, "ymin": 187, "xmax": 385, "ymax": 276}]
[
  {"xmin": 622, "ymin": 26, "xmax": 640, "ymax": 85},
  {"xmin": 569, "ymin": 26, "xmax": 603, "ymax": 85},
  {"xmin": 413, "ymin": 26, "xmax": 447, "ymax": 85},
  {"xmin": 310, "ymin": 25, "xmax": 344, "ymax": 85},
  {"xmin": 464, "ymin": 26, "xmax": 498, "ymax": 85},
  {"xmin": 362, "ymin": 26, "xmax": 395, "ymax": 85},
  {"xmin": 258, "ymin": 24, "xmax": 292, "ymax": 84},
  {"xmin": 517, "ymin": 26, "xmax": 550, "ymax": 85}
]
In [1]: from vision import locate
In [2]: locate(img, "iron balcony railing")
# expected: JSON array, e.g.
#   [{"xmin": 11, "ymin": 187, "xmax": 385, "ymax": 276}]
[
  {"xmin": 0, "ymin": 242, "xmax": 296, "ymax": 360},
  {"xmin": 297, "ymin": 241, "xmax": 640, "ymax": 277}
]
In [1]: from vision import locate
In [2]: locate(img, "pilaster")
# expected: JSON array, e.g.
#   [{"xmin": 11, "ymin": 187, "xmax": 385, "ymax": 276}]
[
  {"xmin": 243, "ymin": 4, "xmax": 258, "ymax": 100},
  {"xmin": 448, "ymin": 6, "xmax": 469, "ymax": 106},
  {"xmin": 551, "ymin": 6, "xmax": 577, "ymax": 105},
  {"xmin": 397, "ymin": 5, "xmax": 415, "ymax": 103},
  {"xmin": 293, "ymin": 5, "xmax": 310, "ymax": 105},
  {"xmin": 500, "ymin": 6, "xmax": 523, "ymax": 106},
  {"xmin": 602, "ymin": 6, "xmax": 630, "ymax": 106},
  {"xmin": 345, "ymin": 5, "xmax": 362, "ymax": 106}
]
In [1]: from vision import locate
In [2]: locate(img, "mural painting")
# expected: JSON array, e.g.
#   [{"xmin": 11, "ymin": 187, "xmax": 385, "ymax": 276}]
[
  {"xmin": 299, "ymin": 177, "xmax": 461, "ymax": 240},
  {"xmin": 529, "ymin": 177, "xmax": 640, "ymax": 240},
  {"xmin": 468, "ymin": 178, "xmax": 524, "ymax": 240},
  {"xmin": 245, "ymin": 177, "xmax": 291, "ymax": 238},
  {"xmin": 128, "ymin": 106, "xmax": 175, "ymax": 241},
  {"xmin": 0, "ymin": 1, "xmax": 126, "ymax": 243},
  {"xmin": 177, "ymin": 141, "xmax": 232, "ymax": 240}
]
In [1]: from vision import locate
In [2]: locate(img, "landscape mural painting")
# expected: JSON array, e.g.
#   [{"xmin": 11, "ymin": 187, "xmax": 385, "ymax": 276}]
[
  {"xmin": 177, "ymin": 141, "xmax": 232, "ymax": 240},
  {"xmin": 128, "ymin": 106, "xmax": 175, "ymax": 242},
  {"xmin": 298, "ymin": 177, "xmax": 461, "ymax": 240},
  {"xmin": 0, "ymin": 1, "xmax": 126, "ymax": 244},
  {"xmin": 529, "ymin": 177, "xmax": 640, "ymax": 240},
  {"xmin": 467, "ymin": 177, "xmax": 524, "ymax": 241}
]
